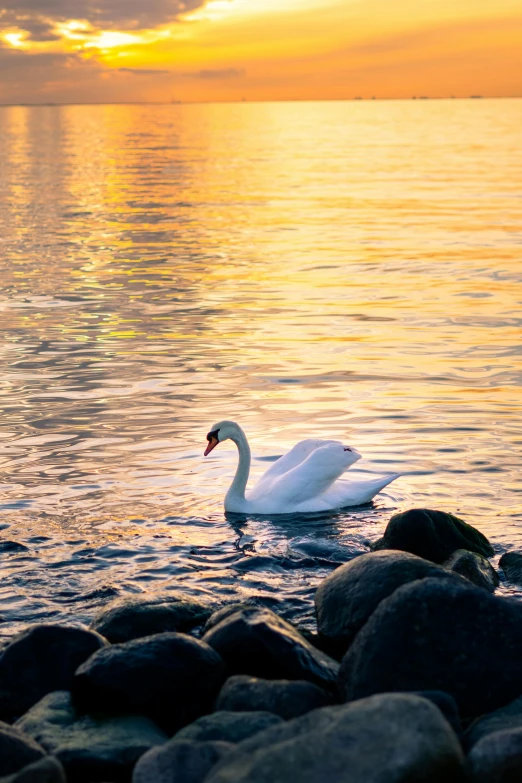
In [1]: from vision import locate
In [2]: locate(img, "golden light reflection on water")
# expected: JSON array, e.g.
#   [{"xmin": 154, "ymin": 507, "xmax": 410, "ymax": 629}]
[{"xmin": 0, "ymin": 100, "xmax": 521, "ymax": 631}]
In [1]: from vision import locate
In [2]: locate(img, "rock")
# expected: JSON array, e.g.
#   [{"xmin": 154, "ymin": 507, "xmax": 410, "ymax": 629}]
[
  {"xmin": 315, "ymin": 550, "xmax": 459, "ymax": 656},
  {"xmin": 133, "ymin": 740, "xmax": 233, "ymax": 783},
  {"xmin": 0, "ymin": 625, "xmax": 107, "ymax": 722},
  {"xmin": 339, "ymin": 576, "xmax": 522, "ymax": 720},
  {"xmin": 499, "ymin": 552, "xmax": 522, "ymax": 585},
  {"xmin": 175, "ymin": 712, "xmax": 283, "ymax": 744},
  {"xmin": 90, "ymin": 593, "xmax": 213, "ymax": 644},
  {"xmin": 0, "ymin": 723, "xmax": 46, "ymax": 777},
  {"xmin": 73, "ymin": 633, "xmax": 225, "ymax": 734},
  {"xmin": 444, "ymin": 550, "xmax": 499, "ymax": 593},
  {"xmin": 371, "ymin": 508, "xmax": 494, "ymax": 563},
  {"xmin": 202, "ymin": 607, "xmax": 338, "ymax": 691},
  {"xmin": 465, "ymin": 695, "xmax": 522, "ymax": 748},
  {"xmin": 202, "ymin": 605, "xmax": 256, "ymax": 636},
  {"xmin": 0, "ymin": 757, "xmax": 66, "ymax": 783},
  {"xmin": 16, "ymin": 691, "xmax": 167, "ymax": 783},
  {"xmin": 216, "ymin": 676, "xmax": 331, "ymax": 720},
  {"xmin": 205, "ymin": 693, "xmax": 465, "ymax": 783},
  {"xmin": 410, "ymin": 691, "xmax": 462, "ymax": 737},
  {"xmin": 467, "ymin": 729, "xmax": 522, "ymax": 783}
]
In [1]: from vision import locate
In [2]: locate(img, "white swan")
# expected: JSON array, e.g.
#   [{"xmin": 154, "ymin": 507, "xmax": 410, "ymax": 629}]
[{"xmin": 204, "ymin": 420, "xmax": 400, "ymax": 514}]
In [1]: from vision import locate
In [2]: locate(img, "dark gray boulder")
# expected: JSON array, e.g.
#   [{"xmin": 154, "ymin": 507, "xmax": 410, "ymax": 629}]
[
  {"xmin": 410, "ymin": 691, "xmax": 462, "ymax": 737},
  {"xmin": 205, "ymin": 693, "xmax": 465, "ymax": 783},
  {"xmin": 16, "ymin": 691, "xmax": 167, "ymax": 783},
  {"xmin": 371, "ymin": 508, "xmax": 494, "ymax": 563},
  {"xmin": 465, "ymin": 695, "xmax": 522, "ymax": 749},
  {"xmin": 90, "ymin": 593, "xmax": 213, "ymax": 644},
  {"xmin": 202, "ymin": 608, "xmax": 338, "ymax": 691},
  {"xmin": 0, "ymin": 723, "xmax": 46, "ymax": 777},
  {"xmin": 216, "ymin": 676, "xmax": 331, "ymax": 720},
  {"xmin": 340, "ymin": 577, "xmax": 522, "ymax": 719},
  {"xmin": 0, "ymin": 757, "xmax": 66, "ymax": 783},
  {"xmin": 444, "ymin": 550, "xmax": 499, "ymax": 593},
  {"xmin": 72, "ymin": 632, "xmax": 225, "ymax": 734},
  {"xmin": 174, "ymin": 712, "xmax": 283, "ymax": 744},
  {"xmin": 133, "ymin": 740, "xmax": 232, "ymax": 783},
  {"xmin": 499, "ymin": 552, "xmax": 522, "ymax": 585},
  {"xmin": 315, "ymin": 550, "xmax": 458, "ymax": 656},
  {"xmin": 467, "ymin": 729, "xmax": 522, "ymax": 782},
  {"xmin": 0, "ymin": 625, "xmax": 107, "ymax": 722},
  {"xmin": 202, "ymin": 605, "xmax": 256, "ymax": 636}
]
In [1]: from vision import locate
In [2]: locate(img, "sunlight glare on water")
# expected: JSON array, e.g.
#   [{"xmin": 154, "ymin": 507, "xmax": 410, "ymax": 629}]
[{"xmin": 0, "ymin": 99, "xmax": 521, "ymax": 634}]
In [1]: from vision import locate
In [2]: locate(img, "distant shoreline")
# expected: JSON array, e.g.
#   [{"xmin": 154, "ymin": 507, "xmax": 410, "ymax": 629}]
[{"xmin": 0, "ymin": 95, "xmax": 520, "ymax": 108}]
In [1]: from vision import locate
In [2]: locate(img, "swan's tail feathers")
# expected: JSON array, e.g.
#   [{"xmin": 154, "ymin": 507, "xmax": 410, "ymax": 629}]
[
  {"xmin": 327, "ymin": 472, "xmax": 401, "ymax": 508},
  {"xmin": 374, "ymin": 472, "xmax": 401, "ymax": 490},
  {"xmin": 351, "ymin": 472, "xmax": 401, "ymax": 505}
]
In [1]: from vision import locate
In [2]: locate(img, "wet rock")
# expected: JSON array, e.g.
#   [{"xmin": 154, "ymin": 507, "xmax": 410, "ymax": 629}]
[
  {"xmin": 73, "ymin": 632, "xmax": 225, "ymax": 734},
  {"xmin": 0, "ymin": 757, "xmax": 66, "ymax": 783},
  {"xmin": 371, "ymin": 508, "xmax": 494, "ymax": 563},
  {"xmin": 202, "ymin": 607, "xmax": 338, "ymax": 691},
  {"xmin": 133, "ymin": 740, "xmax": 232, "ymax": 783},
  {"xmin": 206, "ymin": 693, "xmax": 465, "ymax": 783},
  {"xmin": 0, "ymin": 723, "xmax": 46, "ymax": 777},
  {"xmin": 175, "ymin": 711, "xmax": 283, "ymax": 744},
  {"xmin": 287, "ymin": 537, "xmax": 363, "ymax": 564},
  {"xmin": 315, "ymin": 550, "xmax": 458, "ymax": 656},
  {"xmin": 216, "ymin": 675, "xmax": 331, "ymax": 720},
  {"xmin": 499, "ymin": 552, "xmax": 522, "ymax": 585},
  {"xmin": 465, "ymin": 695, "xmax": 522, "ymax": 748},
  {"xmin": 90, "ymin": 593, "xmax": 213, "ymax": 644},
  {"xmin": 467, "ymin": 729, "xmax": 522, "ymax": 783},
  {"xmin": 202, "ymin": 605, "xmax": 256, "ymax": 635},
  {"xmin": 16, "ymin": 691, "xmax": 167, "ymax": 783},
  {"xmin": 444, "ymin": 550, "xmax": 499, "ymax": 593},
  {"xmin": 411, "ymin": 691, "xmax": 462, "ymax": 737},
  {"xmin": 0, "ymin": 625, "xmax": 107, "ymax": 722},
  {"xmin": 340, "ymin": 577, "xmax": 522, "ymax": 719}
]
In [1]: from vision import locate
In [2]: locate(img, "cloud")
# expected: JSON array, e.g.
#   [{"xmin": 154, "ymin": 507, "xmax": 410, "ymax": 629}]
[
  {"xmin": 0, "ymin": 0, "xmax": 207, "ymax": 37},
  {"xmin": 0, "ymin": 45, "xmax": 80, "ymax": 73},
  {"xmin": 119, "ymin": 67, "xmax": 171, "ymax": 75},
  {"xmin": 186, "ymin": 67, "xmax": 245, "ymax": 79},
  {"xmin": 7, "ymin": 16, "xmax": 62, "ymax": 41},
  {"xmin": 0, "ymin": 44, "xmax": 111, "ymax": 103}
]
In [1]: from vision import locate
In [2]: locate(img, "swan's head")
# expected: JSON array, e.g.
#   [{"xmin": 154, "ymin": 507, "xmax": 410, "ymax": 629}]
[
  {"xmin": 343, "ymin": 445, "xmax": 362, "ymax": 467},
  {"xmin": 204, "ymin": 420, "xmax": 241, "ymax": 456}
]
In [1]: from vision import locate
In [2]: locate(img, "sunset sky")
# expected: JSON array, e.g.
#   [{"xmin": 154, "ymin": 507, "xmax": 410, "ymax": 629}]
[{"xmin": 0, "ymin": 0, "xmax": 521, "ymax": 103}]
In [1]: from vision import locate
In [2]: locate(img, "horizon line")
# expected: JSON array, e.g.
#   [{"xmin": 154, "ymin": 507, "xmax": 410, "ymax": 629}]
[{"xmin": 0, "ymin": 95, "xmax": 521, "ymax": 108}]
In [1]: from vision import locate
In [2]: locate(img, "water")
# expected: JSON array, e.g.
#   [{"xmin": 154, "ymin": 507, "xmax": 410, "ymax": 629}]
[{"xmin": 0, "ymin": 99, "xmax": 521, "ymax": 638}]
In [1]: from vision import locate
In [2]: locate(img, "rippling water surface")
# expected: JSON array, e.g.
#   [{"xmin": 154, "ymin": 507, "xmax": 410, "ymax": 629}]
[{"xmin": 0, "ymin": 100, "xmax": 521, "ymax": 637}]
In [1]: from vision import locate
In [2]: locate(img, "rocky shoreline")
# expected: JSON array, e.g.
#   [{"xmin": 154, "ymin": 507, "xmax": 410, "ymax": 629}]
[{"xmin": 1, "ymin": 508, "xmax": 522, "ymax": 782}]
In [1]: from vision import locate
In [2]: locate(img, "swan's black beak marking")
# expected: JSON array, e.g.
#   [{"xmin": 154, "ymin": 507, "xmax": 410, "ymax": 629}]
[{"xmin": 204, "ymin": 430, "xmax": 220, "ymax": 457}]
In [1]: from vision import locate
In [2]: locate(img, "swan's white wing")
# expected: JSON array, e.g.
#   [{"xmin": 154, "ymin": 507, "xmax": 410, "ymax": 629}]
[
  {"xmin": 255, "ymin": 439, "xmax": 340, "ymax": 490},
  {"xmin": 250, "ymin": 443, "xmax": 360, "ymax": 506}
]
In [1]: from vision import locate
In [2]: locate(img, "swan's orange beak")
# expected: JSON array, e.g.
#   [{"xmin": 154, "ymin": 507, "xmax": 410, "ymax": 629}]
[{"xmin": 204, "ymin": 436, "xmax": 219, "ymax": 457}]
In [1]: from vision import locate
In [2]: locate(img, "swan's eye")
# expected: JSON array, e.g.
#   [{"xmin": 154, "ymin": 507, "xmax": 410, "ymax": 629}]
[
  {"xmin": 207, "ymin": 429, "xmax": 220, "ymax": 442},
  {"xmin": 344, "ymin": 447, "xmax": 353, "ymax": 452}
]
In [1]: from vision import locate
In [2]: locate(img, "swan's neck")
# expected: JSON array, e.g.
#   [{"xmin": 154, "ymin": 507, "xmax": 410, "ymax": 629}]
[{"xmin": 225, "ymin": 427, "xmax": 251, "ymax": 507}]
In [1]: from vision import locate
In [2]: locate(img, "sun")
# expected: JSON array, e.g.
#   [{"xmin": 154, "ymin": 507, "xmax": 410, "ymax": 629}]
[{"xmin": 2, "ymin": 30, "xmax": 30, "ymax": 49}]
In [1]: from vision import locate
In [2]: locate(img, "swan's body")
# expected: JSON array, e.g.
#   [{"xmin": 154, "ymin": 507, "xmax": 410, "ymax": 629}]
[{"xmin": 204, "ymin": 421, "xmax": 399, "ymax": 514}]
